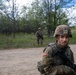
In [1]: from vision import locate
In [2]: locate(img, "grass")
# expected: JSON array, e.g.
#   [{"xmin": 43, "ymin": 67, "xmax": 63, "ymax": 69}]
[
  {"xmin": 69, "ymin": 31, "xmax": 76, "ymax": 44},
  {"xmin": 0, "ymin": 31, "xmax": 76, "ymax": 49}
]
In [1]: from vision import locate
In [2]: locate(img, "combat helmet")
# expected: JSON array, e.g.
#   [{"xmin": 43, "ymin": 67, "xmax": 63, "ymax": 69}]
[{"xmin": 53, "ymin": 25, "xmax": 72, "ymax": 37}]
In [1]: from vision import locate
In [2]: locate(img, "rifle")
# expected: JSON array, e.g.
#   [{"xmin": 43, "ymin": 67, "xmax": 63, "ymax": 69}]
[
  {"xmin": 37, "ymin": 32, "xmax": 43, "ymax": 40},
  {"xmin": 56, "ymin": 51, "xmax": 76, "ymax": 71}
]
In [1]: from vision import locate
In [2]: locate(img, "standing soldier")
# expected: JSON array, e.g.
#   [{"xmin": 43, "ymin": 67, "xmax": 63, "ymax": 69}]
[
  {"xmin": 36, "ymin": 28, "xmax": 44, "ymax": 45},
  {"xmin": 38, "ymin": 25, "xmax": 76, "ymax": 75}
]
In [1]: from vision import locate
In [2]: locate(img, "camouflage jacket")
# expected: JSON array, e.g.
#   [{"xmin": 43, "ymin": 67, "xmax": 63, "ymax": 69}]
[
  {"xmin": 42, "ymin": 43, "xmax": 74, "ymax": 74},
  {"xmin": 36, "ymin": 30, "xmax": 43, "ymax": 37}
]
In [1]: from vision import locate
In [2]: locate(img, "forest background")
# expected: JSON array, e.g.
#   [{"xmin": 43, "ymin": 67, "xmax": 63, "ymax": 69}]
[{"xmin": 0, "ymin": 0, "xmax": 76, "ymax": 49}]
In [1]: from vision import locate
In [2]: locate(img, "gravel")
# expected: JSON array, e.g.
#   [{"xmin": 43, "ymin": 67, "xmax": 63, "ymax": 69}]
[{"xmin": 0, "ymin": 44, "xmax": 76, "ymax": 75}]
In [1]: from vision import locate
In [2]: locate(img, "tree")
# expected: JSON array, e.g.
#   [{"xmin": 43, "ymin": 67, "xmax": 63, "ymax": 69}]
[
  {"xmin": 40, "ymin": 0, "xmax": 71, "ymax": 37},
  {"xmin": 21, "ymin": 0, "xmax": 45, "ymax": 33},
  {"xmin": 0, "ymin": 0, "xmax": 72, "ymax": 35},
  {"xmin": 0, "ymin": 0, "xmax": 21, "ymax": 37}
]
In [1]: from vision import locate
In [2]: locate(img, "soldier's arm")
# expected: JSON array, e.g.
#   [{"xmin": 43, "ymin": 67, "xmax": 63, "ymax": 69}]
[
  {"xmin": 42, "ymin": 46, "xmax": 54, "ymax": 70},
  {"xmin": 35, "ymin": 31, "xmax": 38, "ymax": 36}
]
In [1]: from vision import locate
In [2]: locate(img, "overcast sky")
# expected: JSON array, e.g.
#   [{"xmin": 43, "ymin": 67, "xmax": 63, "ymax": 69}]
[
  {"xmin": 16, "ymin": 0, "xmax": 35, "ymax": 7},
  {"xmin": 5, "ymin": 0, "xmax": 76, "ymax": 26},
  {"xmin": 16, "ymin": 0, "xmax": 76, "ymax": 26}
]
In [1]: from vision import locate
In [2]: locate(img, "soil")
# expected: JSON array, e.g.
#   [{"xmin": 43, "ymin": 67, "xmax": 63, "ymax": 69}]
[{"xmin": 0, "ymin": 44, "xmax": 76, "ymax": 75}]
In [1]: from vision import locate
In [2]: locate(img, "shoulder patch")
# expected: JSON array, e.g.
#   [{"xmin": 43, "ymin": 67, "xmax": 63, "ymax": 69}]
[
  {"xmin": 42, "ymin": 43, "xmax": 59, "ymax": 57},
  {"xmin": 43, "ymin": 52, "xmax": 47, "ymax": 56}
]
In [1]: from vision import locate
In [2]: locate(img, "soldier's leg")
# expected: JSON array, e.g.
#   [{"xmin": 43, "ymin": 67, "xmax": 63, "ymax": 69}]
[
  {"xmin": 50, "ymin": 65, "xmax": 76, "ymax": 75},
  {"xmin": 40, "ymin": 37, "xmax": 43, "ymax": 45},
  {"xmin": 40, "ymin": 39, "xmax": 43, "ymax": 45},
  {"xmin": 62, "ymin": 65, "xmax": 76, "ymax": 75},
  {"xmin": 37, "ymin": 37, "xmax": 39, "ymax": 44}
]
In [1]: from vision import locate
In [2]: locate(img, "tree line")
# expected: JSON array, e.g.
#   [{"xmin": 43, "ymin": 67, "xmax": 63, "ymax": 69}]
[{"xmin": 0, "ymin": 0, "xmax": 72, "ymax": 37}]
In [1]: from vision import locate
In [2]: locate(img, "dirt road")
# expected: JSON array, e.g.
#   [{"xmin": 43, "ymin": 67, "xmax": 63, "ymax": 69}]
[{"xmin": 0, "ymin": 45, "xmax": 76, "ymax": 75}]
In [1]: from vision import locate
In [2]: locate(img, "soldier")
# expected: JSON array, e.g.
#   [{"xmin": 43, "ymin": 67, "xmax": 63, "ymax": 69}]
[
  {"xmin": 40, "ymin": 25, "xmax": 76, "ymax": 75},
  {"xmin": 36, "ymin": 28, "xmax": 43, "ymax": 45}
]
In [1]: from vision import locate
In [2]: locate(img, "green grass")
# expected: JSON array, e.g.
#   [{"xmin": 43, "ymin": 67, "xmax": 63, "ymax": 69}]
[
  {"xmin": 0, "ymin": 31, "xmax": 76, "ymax": 49},
  {"xmin": 69, "ymin": 31, "xmax": 76, "ymax": 44}
]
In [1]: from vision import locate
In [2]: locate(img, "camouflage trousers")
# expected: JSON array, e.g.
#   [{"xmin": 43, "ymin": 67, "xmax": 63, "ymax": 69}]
[
  {"xmin": 40, "ymin": 65, "xmax": 76, "ymax": 75},
  {"xmin": 37, "ymin": 36, "xmax": 43, "ymax": 45}
]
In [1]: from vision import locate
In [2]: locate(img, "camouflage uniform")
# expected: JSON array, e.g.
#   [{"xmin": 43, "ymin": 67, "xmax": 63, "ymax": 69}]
[
  {"xmin": 41, "ymin": 25, "xmax": 76, "ymax": 75},
  {"xmin": 41, "ymin": 43, "xmax": 76, "ymax": 75},
  {"xmin": 36, "ymin": 28, "xmax": 43, "ymax": 45}
]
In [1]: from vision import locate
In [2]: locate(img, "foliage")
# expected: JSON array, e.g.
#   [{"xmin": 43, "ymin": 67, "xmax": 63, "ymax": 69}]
[
  {"xmin": 0, "ymin": 0, "xmax": 73, "ymax": 37},
  {"xmin": 0, "ymin": 31, "xmax": 76, "ymax": 49}
]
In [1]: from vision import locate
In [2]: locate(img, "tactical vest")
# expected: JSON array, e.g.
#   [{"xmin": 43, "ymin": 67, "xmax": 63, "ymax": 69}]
[
  {"xmin": 43, "ymin": 43, "xmax": 74, "ymax": 63},
  {"xmin": 43, "ymin": 43, "xmax": 59, "ymax": 55}
]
